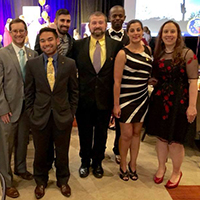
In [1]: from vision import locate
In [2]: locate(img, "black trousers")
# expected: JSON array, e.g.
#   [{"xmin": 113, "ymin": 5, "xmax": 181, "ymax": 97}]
[
  {"xmin": 32, "ymin": 114, "xmax": 72, "ymax": 186},
  {"xmin": 113, "ymin": 118, "xmax": 120, "ymax": 155},
  {"xmin": 76, "ymin": 104, "xmax": 111, "ymax": 167}
]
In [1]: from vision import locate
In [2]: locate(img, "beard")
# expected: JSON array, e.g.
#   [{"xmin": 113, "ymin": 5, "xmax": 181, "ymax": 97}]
[
  {"xmin": 91, "ymin": 28, "xmax": 105, "ymax": 37},
  {"xmin": 57, "ymin": 26, "xmax": 69, "ymax": 35}
]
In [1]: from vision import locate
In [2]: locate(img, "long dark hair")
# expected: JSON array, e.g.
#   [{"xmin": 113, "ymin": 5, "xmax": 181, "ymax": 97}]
[{"xmin": 153, "ymin": 20, "xmax": 185, "ymax": 65}]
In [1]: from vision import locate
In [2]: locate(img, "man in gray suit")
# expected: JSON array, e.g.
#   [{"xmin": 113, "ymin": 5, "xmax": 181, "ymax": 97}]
[{"xmin": 0, "ymin": 18, "xmax": 38, "ymax": 198}]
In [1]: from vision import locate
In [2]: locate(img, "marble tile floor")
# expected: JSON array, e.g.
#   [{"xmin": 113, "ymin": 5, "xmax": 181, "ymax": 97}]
[{"xmin": 3, "ymin": 127, "xmax": 200, "ymax": 200}]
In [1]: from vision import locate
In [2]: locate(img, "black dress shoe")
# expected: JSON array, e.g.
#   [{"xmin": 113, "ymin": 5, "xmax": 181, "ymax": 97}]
[
  {"xmin": 57, "ymin": 184, "xmax": 71, "ymax": 197},
  {"xmin": 34, "ymin": 185, "xmax": 45, "ymax": 199},
  {"xmin": 14, "ymin": 171, "xmax": 33, "ymax": 180},
  {"xmin": 79, "ymin": 165, "xmax": 89, "ymax": 178},
  {"xmin": 93, "ymin": 165, "xmax": 104, "ymax": 178}
]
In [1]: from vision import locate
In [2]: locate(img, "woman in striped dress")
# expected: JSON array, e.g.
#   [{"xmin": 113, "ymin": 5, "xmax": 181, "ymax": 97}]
[{"xmin": 113, "ymin": 19, "xmax": 152, "ymax": 181}]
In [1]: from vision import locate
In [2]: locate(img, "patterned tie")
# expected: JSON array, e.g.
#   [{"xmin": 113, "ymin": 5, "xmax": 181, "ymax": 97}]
[
  {"xmin": 47, "ymin": 57, "xmax": 55, "ymax": 91},
  {"xmin": 93, "ymin": 41, "xmax": 101, "ymax": 73},
  {"xmin": 57, "ymin": 40, "xmax": 63, "ymax": 55},
  {"xmin": 19, "ymin": 49, "xmax": 26, "ymax": 80}
]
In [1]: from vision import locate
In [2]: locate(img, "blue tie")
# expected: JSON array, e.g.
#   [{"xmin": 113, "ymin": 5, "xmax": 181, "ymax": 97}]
[{"xmin": 19, "ymin": 49, "xmax": 26, "ymax": 81}]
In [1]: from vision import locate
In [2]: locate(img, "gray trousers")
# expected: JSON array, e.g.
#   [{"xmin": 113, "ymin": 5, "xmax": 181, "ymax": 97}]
[{"xmin": 0, "ymin": 109, "xmax": 30, "ymax": 187}]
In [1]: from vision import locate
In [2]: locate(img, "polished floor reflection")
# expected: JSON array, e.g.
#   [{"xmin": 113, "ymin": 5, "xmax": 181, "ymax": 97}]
[{"xmin": 5, "ymin": 127, "xmax": 200, "ymax": 200}]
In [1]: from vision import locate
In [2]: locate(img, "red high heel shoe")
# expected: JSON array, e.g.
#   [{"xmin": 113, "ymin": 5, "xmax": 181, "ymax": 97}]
[
  {"xmin": 165, "ymin": 171, "xmax": 182, "ymax": 189},
  {"xmin": 153, "ymin": 168, "xmax": 166, "ymax": 184}
]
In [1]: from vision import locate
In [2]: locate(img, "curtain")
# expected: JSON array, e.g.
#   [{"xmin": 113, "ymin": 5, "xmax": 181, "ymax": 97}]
[
  {"xmin": 0, "ymin": 0, "xmax": 124, "ymax": 40},
  {"xmin": 0, "ymin": 0, "xmax": 15, "ymax": 39},
  {"xmin": 80, "ymin": 0, "xmax": 124, "ymax": 23}
]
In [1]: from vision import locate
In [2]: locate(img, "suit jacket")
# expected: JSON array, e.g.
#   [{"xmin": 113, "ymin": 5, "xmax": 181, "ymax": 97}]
[
  {"xmin": 73, "ymin": 36, "xmax": 122, "ymax": 110},
  {"xmin": 0, "ymin": 43, "xmax": 38, "ymax": 122},
  {"xmin": 25, "ymin": 54, "xmax": 79, "ymax": 130}
]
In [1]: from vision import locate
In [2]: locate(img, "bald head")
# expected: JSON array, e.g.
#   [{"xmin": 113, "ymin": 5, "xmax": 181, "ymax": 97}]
[
  {"xmin": 109, "ymin": 5, "xmax": 125, "ymax": 16},
  {"xmin": 109, "ymin": 5, "xmax": 126, "ymax": 31}
]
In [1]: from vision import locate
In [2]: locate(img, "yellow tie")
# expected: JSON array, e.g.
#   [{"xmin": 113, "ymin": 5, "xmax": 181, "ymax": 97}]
[{"xmin": 47, "ymin": 57, "xmax": 55, "ymax": 91}]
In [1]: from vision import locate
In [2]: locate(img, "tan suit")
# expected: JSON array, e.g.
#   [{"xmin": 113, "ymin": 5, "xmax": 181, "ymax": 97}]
[{"xmin": 0, "ymin": 43, "xmax": 38, "ymax": 187}]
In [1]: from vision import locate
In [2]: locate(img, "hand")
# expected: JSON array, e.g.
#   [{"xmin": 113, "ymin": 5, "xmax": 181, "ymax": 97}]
[
  {"xmin": 1, "ymin": 112, "xmax": 12, "ymax": 124},
  {"xmin": 148, "ymin": 78, "xmax": 158, "ymax": 86},
  {"xmin": 113, "ymin": 105, "xmax": 121, "ymax": 119},
  {"xmin": 186, "ymin": 106, "xmax": 197, "ymax": 123},
  {"xmin": 109, "ymin": 114, "xmax": 115, "ymax": 126}
]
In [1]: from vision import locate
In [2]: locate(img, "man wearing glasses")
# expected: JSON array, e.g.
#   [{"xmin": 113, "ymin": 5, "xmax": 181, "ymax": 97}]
[{"xmin": 0, "ymin": 18, "xmax": 38, "ymax": 198}]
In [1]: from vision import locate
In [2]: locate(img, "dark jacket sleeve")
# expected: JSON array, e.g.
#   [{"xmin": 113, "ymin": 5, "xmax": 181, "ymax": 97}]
[
  {"xmin": 68, "ymin": 59, "xmax": 79, "ymax": 116},
  {"xmin": 24, "ymin": 60, "xmax": 35, "ymax": 117}
]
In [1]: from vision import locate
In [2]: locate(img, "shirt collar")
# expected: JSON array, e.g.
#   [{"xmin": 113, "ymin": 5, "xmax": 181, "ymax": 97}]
[
  {"xmin": 43, "ymin": 52, "xmax": 58, "ymax": 63},
  {"xmin": 90, "ymin": 35, "xmax": 105, "ymax": 47},
  {"xmin": 108, "ymin": 27, "xmax": 124, "ymax": 34},
  {"xmin": 12, "ymin": 42, "xmax": 25, "ymax": 55}
]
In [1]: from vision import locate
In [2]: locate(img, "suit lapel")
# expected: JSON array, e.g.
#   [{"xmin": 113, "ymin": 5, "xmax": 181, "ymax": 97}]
[
  {"xmin": 86, "ymin": 37, "xmax": 93, "ymax": 67},
  {"xmin": 25, "ymin": 47, "xmax": 35, "ymax": 60},
  {"xmin": 7, "ymin": 44, "xmax": 23, "ymax": 79},
  {"xmin": 98, "ymin": 36, "xmax": 113, "ymax": 72},
  {"xmin": 37, "ymin": 54, "xmax": 51, "ymax": 90},
  {"xmin": 82, "ymin": 37, "xmax": 96, "ymax": 74},
  {"xmin": 105, "ymin": 36, "xmax": 112, "ymax": 65},
  {"xmin": 85, "ymin": 37, "xmax": 96, "ymax": 73},
  {"xmin": 53, "ymin": 55, "xmax": 64, "ymax": 91}
]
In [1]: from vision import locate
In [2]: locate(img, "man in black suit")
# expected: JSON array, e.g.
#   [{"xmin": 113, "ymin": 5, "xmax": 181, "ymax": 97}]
[
  {"xmin": 73, "ymin": 11, "xmax": 122, "ymax": 179},
  {"xmin": 34, "ymin": 8, "xmax": 74, "ymax": 173},
  {"xmin": 34, "ymin": 9, "xmax": 73, "ymax": 57},
  {"xmin": 106, "ymin": 5, "xmax": 129, "ymax": 165},
  {"xmin": 25, "ymin": 27, "xmax": 78, "ymax": 199},
  {"xmin": 106, "ymin": 5, "xmax": 129, "ymax": 46}
]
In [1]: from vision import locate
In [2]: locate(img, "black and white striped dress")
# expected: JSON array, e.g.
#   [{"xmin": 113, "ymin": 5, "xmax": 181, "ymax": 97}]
[{"xmin": 119, "ymin": 46, "xmax": 152, "ymax": 123}]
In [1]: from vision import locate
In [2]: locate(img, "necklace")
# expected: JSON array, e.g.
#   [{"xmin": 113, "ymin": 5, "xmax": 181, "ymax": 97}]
[{"xmin": 164, "ymin": 50, "xmax": 174, "ymax": 54}]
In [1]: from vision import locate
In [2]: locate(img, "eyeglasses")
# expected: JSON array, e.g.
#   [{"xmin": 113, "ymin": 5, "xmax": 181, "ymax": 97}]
[{"xmin": 11, "ymin": 29, "xmax": 26, "ymax": 34}]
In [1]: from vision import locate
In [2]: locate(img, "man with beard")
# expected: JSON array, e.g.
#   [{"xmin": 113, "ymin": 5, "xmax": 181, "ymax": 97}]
[
  {"xmin": 25, "ymin": 27, "xmax": 78, "ymax": 199},
  {"xmin": 73, "ymin": 11, "xmax": 122, "ymax": 178},
  {"xmin": 34, "ymin": 9, "xmax": 73, "ymax": 57},
  {"xmin": 106, "ymin": 5, "xmax": 129, "ymax": 165}
]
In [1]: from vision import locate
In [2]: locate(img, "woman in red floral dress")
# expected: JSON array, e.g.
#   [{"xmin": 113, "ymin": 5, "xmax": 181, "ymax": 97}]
[{"xmin": 147, "ymin": 20, "xmax": 198, "ymax": 188}]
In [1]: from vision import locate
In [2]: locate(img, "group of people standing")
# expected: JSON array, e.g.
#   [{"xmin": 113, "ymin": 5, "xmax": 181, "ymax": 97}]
[{"xmin": 0, "ymin": 4, "xmax": 198, "ymax": 200}]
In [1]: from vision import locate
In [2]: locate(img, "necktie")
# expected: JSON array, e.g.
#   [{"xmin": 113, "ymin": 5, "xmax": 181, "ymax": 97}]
[
  {"xmin": 93, "ymin": 41, "xmax": 101, "ymax": 73},
  {"xmin": 19, "ymin": 49, "xmax": 25, "ymax": 80},
  {"xmin": 110, "ymin": 31, "xmax": 122, "ymax": 38},
  {"xmin": 47, "ymin": 57, "xmax": 55, "ymax": 91}
]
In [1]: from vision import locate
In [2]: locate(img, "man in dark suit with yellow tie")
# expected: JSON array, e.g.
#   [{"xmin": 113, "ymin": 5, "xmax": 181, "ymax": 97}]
[
  {"xmin": 73, "ymin": 11, "xmax": 122, "ymax": 179},
  {"xmin": 25, "ymin": 27, "xmax": 78, "ymax": 199}
]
